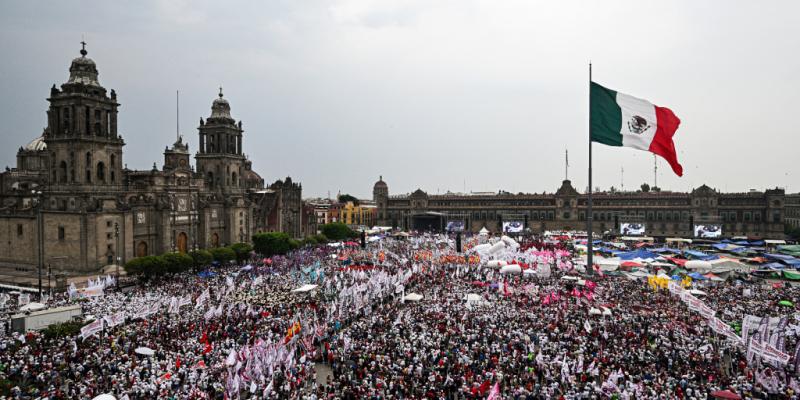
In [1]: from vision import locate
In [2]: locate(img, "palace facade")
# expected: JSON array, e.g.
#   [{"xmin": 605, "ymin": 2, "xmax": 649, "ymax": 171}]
[
  {"xmin": 373, "ymin": 177, "xmax": 786, "ymax": 239},
  {"xmin": 0, "ymin": 45, "xmax": 302, "ymax": 278}
]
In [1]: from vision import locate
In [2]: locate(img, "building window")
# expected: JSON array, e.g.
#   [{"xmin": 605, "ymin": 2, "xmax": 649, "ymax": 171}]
[
  {"xmin": 58, "ymin": 226, "xmax": 65, "ymax": 241},
  {"xmin": 17, "ymin": 224, "xmax": 23, "ymax": 236}
]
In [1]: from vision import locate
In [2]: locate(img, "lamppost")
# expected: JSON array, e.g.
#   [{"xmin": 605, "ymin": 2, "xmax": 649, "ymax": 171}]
[
  {"xmin": 31, "ymin": 189, "xmax": 43, "ymax": 300},
  {"xmin": 114, "ymin": 222, "xmax": 120, "ymax": 290},
  {"xmin": 50, "ymin": 256, "xmax": 67, "ymax": 298}
]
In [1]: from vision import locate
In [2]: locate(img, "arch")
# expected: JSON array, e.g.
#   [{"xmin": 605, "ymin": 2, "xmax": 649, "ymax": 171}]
[
  {"xmin": 211, "ymin": 232, "xmax": 220, "ymax": 248},
  {"xmin": 58, "ymin": 161, "xmax": 68, "ymax": 183},
  {"xmin": 96, "ymin": 162, "xmax": 106, "ymax": 183},
  {"xmin": 177, "ymin": 232, "xmax": 188, "ymax": 254},
  {"xmin": 136, "ymin": 241, "xmax": 148, "ymax": 257},
  {"xmin": 232, "ymin": 172, "xmax": 237, "ymax": 187},
  {"xmin": 207, "ymin": 171, "xmax": 214, "ymax": 188}
]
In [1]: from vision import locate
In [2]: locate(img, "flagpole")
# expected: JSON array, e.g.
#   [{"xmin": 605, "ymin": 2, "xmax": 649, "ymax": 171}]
[{"xmin": 587, "ymin": 62, "xmax": 593, "ymax": 276}]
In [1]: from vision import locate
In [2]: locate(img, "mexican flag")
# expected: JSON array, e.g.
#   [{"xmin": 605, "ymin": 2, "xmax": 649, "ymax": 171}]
[{"xmin": 590, "ymin": 82, "xmax": 683, "ymax": 176}]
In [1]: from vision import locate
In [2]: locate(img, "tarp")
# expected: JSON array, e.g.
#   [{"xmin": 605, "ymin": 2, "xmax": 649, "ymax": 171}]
[
  {"xmin": 777, "ymin": 245, "xmax": 800, "ymax": 257},
  {"xmin": 765, "ymin": 253, "xmax": 798, "ymax": 262},
  {"xmin": 763, "ymin": 262, "xmax": 785, "ymax": 270},
  {"xmin": 783, "ymin": 270, "xmax": 800, "ymax": 281},
  {"xmin": 688, "ymin": 272, "xmax": 708, "ymax": 280},
  {"xmin": 617, "ymin": 249, "xmax": 658, "ymax": 261},
  {"xmin": 684, "ymin": 250, "xmax": 718, "ymax": 261}
]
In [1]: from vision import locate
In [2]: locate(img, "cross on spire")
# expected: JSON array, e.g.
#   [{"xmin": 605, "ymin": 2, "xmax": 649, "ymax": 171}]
[
  {"xmin": 219, "ymin": 86, "xmax": 223, "ymax": 98},
  {"xmin": 80, "ymin": 39, "xmax": 87, "ymax": 57}
]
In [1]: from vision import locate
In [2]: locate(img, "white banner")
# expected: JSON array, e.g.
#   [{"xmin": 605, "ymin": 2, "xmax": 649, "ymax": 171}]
[
  {"xmin": 80, "ymin": 319, "xmax": 104, "ymax": 339},
  {"xmin": 104, "ymin": 312, "xmax": 126, "ymax": 328}
]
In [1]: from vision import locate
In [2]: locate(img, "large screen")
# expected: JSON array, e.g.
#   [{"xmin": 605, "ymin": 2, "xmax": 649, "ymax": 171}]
[
  {"xmin": 502, "ymin": 221, "xmax": 524, "ymax": 233},
  {"xmin": 620, "ymin": 223, "xmax": 646, "ymax": 236},
  {"xmin": 694, "ymin": 224, "xmax": 722, "ymax": 238},
  {"xmin": 446, "ymin": 220, "xmax": 465, "ymax": 232}
]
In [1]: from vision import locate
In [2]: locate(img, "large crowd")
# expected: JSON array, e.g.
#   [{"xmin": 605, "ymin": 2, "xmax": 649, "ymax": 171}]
[{"xmin": 1, "ymin": 234, "xmax": 800, "ymax": 399}]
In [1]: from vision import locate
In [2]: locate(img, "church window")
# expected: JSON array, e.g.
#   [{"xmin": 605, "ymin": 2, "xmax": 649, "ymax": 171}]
[
  {"xmin": 85, "ymin": 107, "xmax": 90, "ymax": 134},
  {"xmin": 58, "ymin": 226, "xmax": 65, "ymax": 241},
  {"xmin": 97, "ymin": 162, "xmax": 106, "ymax": 183},
  {"xmin": 58, "ymin": 161, "xmax": 68, "ymax": 183},
  {"xmin": 17, "ymin": 224, "xmax": 23, "ymax": 236}
]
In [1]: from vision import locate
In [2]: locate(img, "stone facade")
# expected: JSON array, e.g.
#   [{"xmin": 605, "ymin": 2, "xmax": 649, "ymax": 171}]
[
  {"xmin": 373, "ymin": 177, "xmax": 786, "ymax": 239},
  {"xmin": 0, "ymin": 45, "xmax": 303, "ymax": 278},
  {"xmin": 786, "ymin": 193, "xmax": 800, "ymax": 230}
]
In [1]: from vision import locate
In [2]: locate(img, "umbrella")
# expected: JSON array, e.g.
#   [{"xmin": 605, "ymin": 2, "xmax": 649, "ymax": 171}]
[
  {"xmin": 689, "ymin": 289, "xmax": 707, "ymax": 296},
  {"xmin": 92, "ymin": 395, "xmax": 117, "ymax": 400},
  {"xmin": 135, "ymin": 347, "xmax": 155, "ymax": 356},
  {"xmin": 779, "ymin": 300, "xmax": 794, "ymax": 307},
  {"xmin": 711, "ymin": 390, "xmax": 741, "ymax": 400}
]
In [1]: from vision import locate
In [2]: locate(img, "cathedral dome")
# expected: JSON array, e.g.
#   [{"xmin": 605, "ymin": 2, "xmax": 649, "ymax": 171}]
[
  {"xmin": 67, "ymin": 43, "xmax": 100, "ymax": 87},
  {"xmin": 24, "ymin": 135, "xmax": 47, "ymax": 151},
  {"xmin": 374, "ymin": 176, "xmax": 387, "ymax": 189},
  {"xmin": 209, "ymin": 88, "xmax": 233, "ymax": 120}
]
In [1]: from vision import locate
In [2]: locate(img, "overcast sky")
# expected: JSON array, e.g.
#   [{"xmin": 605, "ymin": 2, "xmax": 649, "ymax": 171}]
[{"xmin": 1, "ymin": 0, "xmax": 797, "ymax": 198}]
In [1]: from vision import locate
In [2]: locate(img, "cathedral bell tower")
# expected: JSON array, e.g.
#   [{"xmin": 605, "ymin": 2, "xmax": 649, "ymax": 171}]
[
  {"xmin": 44, "ymin": 42, "xmax": 124, "ymax": 187},
  {"xmin": 195, "ymin": 88, "xmax": 246, "ymax": 192}
]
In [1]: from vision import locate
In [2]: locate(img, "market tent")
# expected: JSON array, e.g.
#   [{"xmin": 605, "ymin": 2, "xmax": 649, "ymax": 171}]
[
  {"xmin": 291, "ymin": 284, "xmax": 319, "ymax": 293},
  {"xmin": 777, "ymin": 245, "xmax": 800, "ymax": 257},
  {"xmin": 684, "ymin": 250, "xmax": 718, "ymax": 261},
  {"xmin": 499, "ymin": 264, "xmax": 522, "ymax": 274},
  {"xmin": 782, "ymin": 270, "xmax": 800, "ymax": 280},
  {"xmin": 703, "ymin": 273, "xmax": 725, "ymax": 282},
  {"xmin": 478, "ymin": 227, "xmax": 490, "ymax": 236},
  {"xmin": 763, "ymin": 262, "xmax": 785, "ymax": 270},
  {"xmin": 688, "ymin": 272, "xmax": 708, "ymax": 280},
  {"xmin": 403, "ymin": 293, "xmax": 423, "ymax": 302},
  {"xmin": 685, "ymin": 260, "xmax": 712, "ymax": 272},
  {"xmin": 708, "ymin": 258, "xmax": 750, "ymax": 273},
  {"xmin": 617, "ymin": 249, "xmax": 658, "ymax": 261},
  {"xmin": 135, "ymin": 347, "xmax": 155, "ymax": 356}
]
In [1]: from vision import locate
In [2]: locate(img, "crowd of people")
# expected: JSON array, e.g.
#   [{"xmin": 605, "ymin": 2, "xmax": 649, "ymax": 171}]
[{"xmin": 0, "ymin": 234, "xmax": 799, "ymax": 399}]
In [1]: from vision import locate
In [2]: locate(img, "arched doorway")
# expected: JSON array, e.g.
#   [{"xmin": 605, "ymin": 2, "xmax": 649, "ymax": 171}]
[
  {"xmin": 136, "ymin": 241, "xmax": 148, "ymax": 257},
  {"xmin": 211, "ymin": 232, "xmax": 220, "ymax": 248},
  {"xmin": 177, "ymin": 232, "xmax": 188, "ymax": 254}
]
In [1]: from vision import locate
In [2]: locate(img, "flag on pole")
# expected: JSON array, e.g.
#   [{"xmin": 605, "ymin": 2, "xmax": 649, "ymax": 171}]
[{"xmin": 590, "ymin": 82, "xmax": 683, "ymax": 176}]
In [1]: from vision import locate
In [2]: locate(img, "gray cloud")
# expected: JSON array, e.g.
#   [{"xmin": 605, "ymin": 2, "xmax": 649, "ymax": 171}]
[{"xmin": 0, "ymin": 0, "xmax": 797, "ymax": 198}]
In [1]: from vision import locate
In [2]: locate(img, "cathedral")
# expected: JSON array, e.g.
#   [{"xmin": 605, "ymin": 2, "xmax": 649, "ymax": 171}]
[{"xmin": 0, "ymin": 44, "xmax": 303, "ymax": 278}]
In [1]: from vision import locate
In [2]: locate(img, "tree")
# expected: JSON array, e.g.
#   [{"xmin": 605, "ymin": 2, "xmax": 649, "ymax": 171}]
[
  {"xmin": 640, "ymin": 183, "xmax": 651, "ymax": 192},
  {"xmin": 337, "ymin": 194, "xmax": 359, "ymax": 205},
  {"xmin": 321, "ymin": 222, "xmax": 357, "ymax": 241},
  {"xmin": 161, "ymin": 252, "xmax": 194, "ymax": 274},
  {"xmin": 651, "ymin": 186, "xmax": 661, "ymax": 192},
  {"xmin": 189, "ymin": 249, "xmax": 213, "ymax": 269},
  {"xmin": 230, "ymin": 242, "xmax": 254, "ymax": 264},
  {"xmin": 252, "ymin": 232, "xmax": 293, "ymax": 256},
  {"xmin": 125, "ymin": 255, "xmax": 167, "ymax": 277},
  {"xmin": 786, "ymin": 224, "xmax": 800, "ymax": 240},
  {"xmin": 209, "ymin": 247, "xmax": 236, "ymax": 264}
]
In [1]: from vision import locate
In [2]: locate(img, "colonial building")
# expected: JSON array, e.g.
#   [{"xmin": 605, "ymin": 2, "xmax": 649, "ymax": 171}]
[
  {"xmin": 373, "ymin": 177, "xmax": 786, "ymax": 239},
  {"xmin": 0, "ymin": 44, "xmax": 303, "ymax": 279},
  {"xmin": 786, "ymin": 193, "xmax": 800, "ymax": 230}
]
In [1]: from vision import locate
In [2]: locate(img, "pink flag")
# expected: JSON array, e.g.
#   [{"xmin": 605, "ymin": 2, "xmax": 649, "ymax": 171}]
[
  {"xmin": 585, "ymin": 280, "xmax": 597, "ymax": 291},
  {"xmin": 486, "ymin": 382, "xmax": 500, "ymax": 400},
  {"xmin": 585, "ymin": 291, "xmax": 594, "ymax": 302},
  {"xmin": 571, "ymin": 288, "xmax": 580, "ymax": 297},
  {"xmin": 542, "ymin": 295, "xmax": 550, "ymax": 305}
]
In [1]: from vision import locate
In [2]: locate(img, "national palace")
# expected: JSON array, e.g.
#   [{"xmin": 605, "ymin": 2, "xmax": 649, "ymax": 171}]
[{"xmin": 373, "ymin": 177, "xmax": 788, "ymax": 239}]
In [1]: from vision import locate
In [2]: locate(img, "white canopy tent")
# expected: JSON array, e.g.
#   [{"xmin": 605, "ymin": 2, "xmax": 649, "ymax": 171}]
[
  {"xmin": 478, "ymin": 227, "xmax": 490, "ymax": 236},
  {"xmin": 499, "ymin": 264, "xmax": 522, "ymax": 274},
  {"xmin": 135, "ymin": 347, "xmax": 155, "ymax": 356},
  {"xmin": 403, "ymin": 293, "xmax": 423, "ymax": 302}
]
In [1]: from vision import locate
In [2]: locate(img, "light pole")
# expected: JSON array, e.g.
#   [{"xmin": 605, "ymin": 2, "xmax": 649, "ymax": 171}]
[
  {"xmin": 32, "ymin": 189, "xmax": 43, "ymax": 300},
  {"xmin": 114, "ymin": 222, "xmax": 120, "ymax": 290}
]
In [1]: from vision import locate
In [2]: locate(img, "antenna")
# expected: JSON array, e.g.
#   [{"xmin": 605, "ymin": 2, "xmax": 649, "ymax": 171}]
[{"xmin": 653, "ymin": 154, "xmax": 658, "ymax": 189}]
